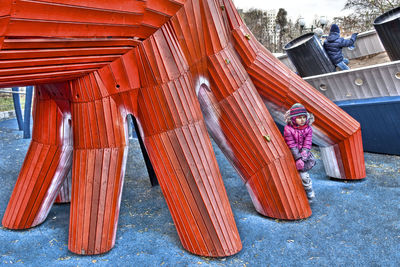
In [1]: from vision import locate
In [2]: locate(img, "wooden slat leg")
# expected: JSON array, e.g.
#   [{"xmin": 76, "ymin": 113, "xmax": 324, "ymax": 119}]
[
  {"xmin": 201, "ymin": 46, "xmax": 311, "ymax": 219},
  {"xmin": 137, "ymin": 86, "xmax": 241, "ymax": 257},
  {"xmin": 69, "ymin": 147, "xmax": 127, "ymax": 255},
  {"xmin": 136, "ymin": 30, "xmax": 242, "ymax": 256},
  {"xmin": 2, "ymin": 85, "xmax": 72, "ymax": 229},
  {"xmin": 68, "ymin": 93, "xmax": 128, "ymax": 255}
]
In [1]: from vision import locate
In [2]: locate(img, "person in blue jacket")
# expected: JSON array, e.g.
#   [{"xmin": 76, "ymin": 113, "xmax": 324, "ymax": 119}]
[{"xmin": 323, "ymin": 24, "xmax": 358, "ymax": 70}]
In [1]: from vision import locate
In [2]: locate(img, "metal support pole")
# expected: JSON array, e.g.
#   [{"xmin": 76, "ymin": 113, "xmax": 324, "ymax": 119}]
[
  {"xmin": 12, "ymin": 87, "xmax": 23, "ymax": 130},
  {"xmin": 23, "ymin": 86, "xmax": 33, "ymax": 139},
  {"xmin": 131, "ymin": 115, "xmax": 158, "ymax": 186}
]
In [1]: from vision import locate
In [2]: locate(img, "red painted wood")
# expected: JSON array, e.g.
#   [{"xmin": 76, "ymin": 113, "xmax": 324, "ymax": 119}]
[
  {"xmin": 137, "ymin": 35, "xmax": 241, "ymax": 255},
  {"xmin": 2, "ymin": 85, "xmax": 72, "ymax": 228},
  {"xmin": 0, "ymin": 47, "xmax": 132, "ymax": 60},
  {"xmin": 0, "ymin": 69, "xmax": 98, "ymax": 84},
  {"xmin": 1, "ymin": 0, "xmax": 365, "ymax": 258},
  {"xmin": 13, "ymin": 1, "xmax": 143, "ymax": 25},
  {"xmin": 2, "ymin": 38, "xmax": 139, "ymax": 49},
  {"xmin": 55, "ymin": 171, "xmax": 71, "ymax": 203},
  {"xmin": 0, "ymin": 0, "xmax": 13, "ymax": 16},
  {"xmin": 223, "ymin": 0, "xmax": 366, "ymax": 180},
  {"xmin": 0, "ymin": 63, "xmax": 108, "ymax": 76},
  {"xmin": 16, "ymin": 0, "xmax": 145, "ymax": 12}
]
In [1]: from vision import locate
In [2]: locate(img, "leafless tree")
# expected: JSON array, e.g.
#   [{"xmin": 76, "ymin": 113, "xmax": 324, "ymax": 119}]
[
  {"xmin": 240, "ymin": 7, "xmax": 303, "ymax": 53},
  {"xmin": 275, "ymin": 8, "xmax": 288, "ymax": 52},
  {"xmin": 241, "ymin": 8, "xmax": 272, "ymax": 49},
  {"xmin": 334, "ymin": 0, "xmax": 400, "ymax": 33}
]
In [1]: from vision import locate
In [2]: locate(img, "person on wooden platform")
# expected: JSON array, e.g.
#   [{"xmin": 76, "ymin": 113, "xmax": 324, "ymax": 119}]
[{"xmin": 323, "ymin": 24, "xmax": 358, "ymax": 70}]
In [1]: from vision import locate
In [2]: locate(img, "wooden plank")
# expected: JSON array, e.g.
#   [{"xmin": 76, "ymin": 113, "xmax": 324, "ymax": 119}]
[
  {"xmin": 81, "ymin": 148, "xmax": 95, "ymax": 253},
  {"xmin": 121, "ymin": 50, "xmax": 140, "ymax": 90},
  {"xmin": 141, "ymin": 10, "xmax": 170, "ymax": 29},
  {"xmin": 109, "ymin": 58, "xmax": 131, "ymax": 91},
  {"xmin": 146, "ymin": 135, "xmax": 198, "ymax": 253},
  {"xmin": 13, "ymin": 143, "xmax": 52, "ymax": 227},
  {"xmin": 25, "ymin": 145, "xmax": 61, "ymax": 226},
  {"xmin": 0, "ymin": 55, "xmax": 119, "ymax": 69},
  {"xmin": 6, "ymin": 19, "xmax": 156, "ymax": 39},
  {"xmin": 88, "ymin": 101, "xmax": 100, "ymax": 148},
  {"xmin": 102, "ymin": 97, "xmax": 115, "ymax": 148},
  {"xmin": 13, "ymin": 1, "xmax": 143, "ymax": 25},
  {"xmin": 2, "ymin": 38, "xmax": 139, "ymax": 49},
  {"xmin": 97, "ymin": 66, "xmax": 118, "ymax": 96},
  {"xmin": 94, "ymin": 148, "xmax": 111, "ymax": 254},
  {"xmin": 94, "ymin": 99, "xmax": 108, "ymax": 148},
  {"xmin": 105, "ymin": 147, "xmax": 126, "ymax": 251},
  {"xmin": 0, "ymin": 47, "xmax": 132, "ymax": 60},
  {"xmin": 100, "ymin": 148, "xmax": 117, "ymax": 252},
  {"xmin": 24, "ymin": 0, "xmax": 145, "ymax": 13},
  {"xmin": 146, "ymin": 0, "xmax": 184, "ymax": 17},
  {"xmin": 0, "ymin": 69, "xmax": 97, "ymax": 82},
  {"xmin": 0, "ymin": 62, "xmax": 108, "ymax": 76},
  {"xmin": 0, "ymin": 75, "xmax": 84, "ymax": 88},
  {"xmin": 87, "ymin": 149, "xmax": 104, "ymax": 254}
]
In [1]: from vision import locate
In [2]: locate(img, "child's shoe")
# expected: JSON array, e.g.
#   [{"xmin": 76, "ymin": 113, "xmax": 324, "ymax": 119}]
[{"xmin": 306, "ymin": 189, "xmax": 315, "ymax": 202}]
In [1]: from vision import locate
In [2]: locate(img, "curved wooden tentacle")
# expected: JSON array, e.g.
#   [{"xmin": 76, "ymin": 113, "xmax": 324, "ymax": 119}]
[
  {"xmin": 170, "ymin": 0, "xmax": 311, "ymax": 219},
  {"xmin": 134, "ymin": 25, "xmax": 242, "ymax": 257},
  {"xmin": 200, "ymin": 45, "xmax": 311, "ymax": 219},
  {"xmin": 223, "ymin": 0, "xmax": 366, "ymax": 180}
]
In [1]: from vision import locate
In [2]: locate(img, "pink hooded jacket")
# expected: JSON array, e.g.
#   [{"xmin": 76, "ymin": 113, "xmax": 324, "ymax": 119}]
[
  {"xmin": 283, "ymin": 125, "xmax": 313, "ymax": 152},
  {"xmin": 283, "ymin": 105, "xmax": 316, "ymax": 172}
]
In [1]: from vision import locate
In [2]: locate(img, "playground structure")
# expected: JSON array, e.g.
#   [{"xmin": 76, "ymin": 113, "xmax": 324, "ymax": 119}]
[
  {"xmin": 1, "ymin": 0, "xmax": 365, "ymax": 257},
  {"xmin": 278, "ymin": 7, "xmax": 400, "ymax": 156},
  {"xmin": 373, "ymin": 6, "xmax": 400, "ymax": 61},
  {"xmin": 278, "ymin": 29, "xmax": 388, "ymax": 73}
]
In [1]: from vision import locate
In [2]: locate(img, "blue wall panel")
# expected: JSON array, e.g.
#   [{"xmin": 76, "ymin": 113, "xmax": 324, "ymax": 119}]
[{"xmin": 336, "ymin": 96, "xmax": 400, "ymax": 155}]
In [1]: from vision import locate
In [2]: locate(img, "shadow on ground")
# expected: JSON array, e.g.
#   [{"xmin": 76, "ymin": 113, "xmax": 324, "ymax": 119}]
[{"xmin": 1, "ymin": 118, "xmax": 399, "ymax": 266}]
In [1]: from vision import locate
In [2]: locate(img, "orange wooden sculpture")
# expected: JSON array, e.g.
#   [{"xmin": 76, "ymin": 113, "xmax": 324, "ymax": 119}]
[{"xmin": 1, "ymin": 0, "xmax": 366, "ymax": 257}]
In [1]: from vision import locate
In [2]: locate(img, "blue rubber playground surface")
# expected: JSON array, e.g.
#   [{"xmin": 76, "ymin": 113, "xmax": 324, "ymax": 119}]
[{"xmin": 1, "ymin": 118, "xmax": 400, "ymax": 266}]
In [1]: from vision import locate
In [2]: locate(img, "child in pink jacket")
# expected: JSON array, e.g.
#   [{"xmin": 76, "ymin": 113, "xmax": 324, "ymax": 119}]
[{"xmin": 284, "ymin": 103, "xmax": 316, "ymax": 201}]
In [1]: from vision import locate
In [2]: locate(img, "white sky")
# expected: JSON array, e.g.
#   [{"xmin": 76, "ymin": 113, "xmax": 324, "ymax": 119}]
[{"xmin": 232, "ymin": 0, "xmax": 352, "ymax": 26}]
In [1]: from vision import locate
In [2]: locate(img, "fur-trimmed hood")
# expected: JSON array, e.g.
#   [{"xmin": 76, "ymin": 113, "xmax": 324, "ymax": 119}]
[{"xmin": 284, "ymin": 110, "xmax": 314, "ymax": 126}]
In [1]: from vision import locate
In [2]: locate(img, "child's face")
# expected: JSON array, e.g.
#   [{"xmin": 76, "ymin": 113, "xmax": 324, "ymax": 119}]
[{"xmin": 295, "ymin": 115, "xmax": 307, "ymax": 126}]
